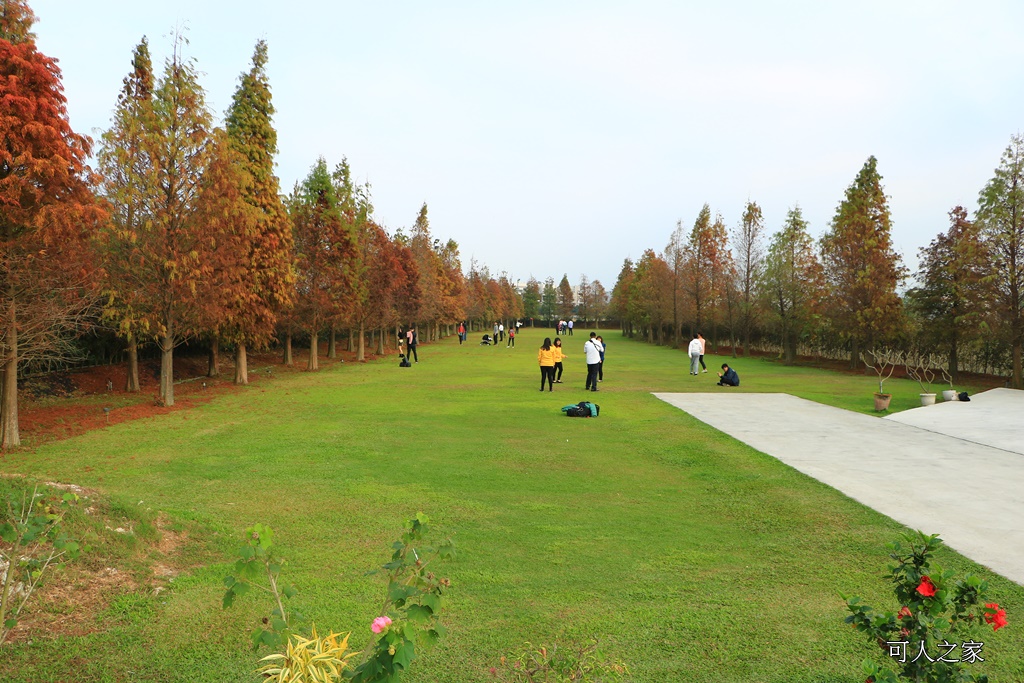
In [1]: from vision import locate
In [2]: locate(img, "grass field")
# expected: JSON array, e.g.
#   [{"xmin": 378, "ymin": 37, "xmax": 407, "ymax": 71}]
[{"xmin": 1, "ymin": 330, "xmax": 1021, "ymax": 682}]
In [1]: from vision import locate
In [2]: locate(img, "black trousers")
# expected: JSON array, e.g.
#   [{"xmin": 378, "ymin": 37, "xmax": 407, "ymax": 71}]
[
  {"xmin": 585, "ymin": 363, "xmax": 600, "ymax": 390},
  {"xmin": 408, "ymin": 345, "xmax": 418, "ymax": 362},
  {"xmin": 540, "ymin": 366, "xmax": 554, "ymax": 390},
  {"xmin": 699, "ymin": 354, "xmax": 706, "ymax": 370},
  {"xmin": 598, "ymin": 361, "xmax": 603, "ymax": 381},
  {"xmin": 554, "ymin": 361, "xmax": 563, "ymax": 381}
]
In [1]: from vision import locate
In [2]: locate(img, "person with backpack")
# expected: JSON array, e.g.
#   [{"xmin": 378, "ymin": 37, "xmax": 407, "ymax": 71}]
[
  {"xmin": 507, "ymin": 326, "xmax": 516, "ymax": 348},
  {"xmin": 584, "ymin": 332, "xmax": 603, "ymax": 392},
  {"xmin": 553, "ymin": 337, "xmax": 566, "ymax": 383},
  {"xmin": 538, "ymin": 337, "xmax": 556, "ymax": 391}
]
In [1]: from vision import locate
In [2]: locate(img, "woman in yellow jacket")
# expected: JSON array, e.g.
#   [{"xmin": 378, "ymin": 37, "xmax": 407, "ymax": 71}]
[
  {"xmin": 552, "ymin": 337, "xmax": 566, "ymax": 383},
  {"xmin": 537, "ymin": 337, "xmax": 556, "ymax": 391}
]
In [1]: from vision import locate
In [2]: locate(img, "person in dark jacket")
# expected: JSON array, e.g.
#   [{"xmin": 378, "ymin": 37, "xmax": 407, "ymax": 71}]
[{"xmin": 717, "ymin": 363, "xmax": 739, "ymax": 387}]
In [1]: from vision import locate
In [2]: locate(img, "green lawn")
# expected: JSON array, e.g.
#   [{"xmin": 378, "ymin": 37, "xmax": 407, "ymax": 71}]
[{"xmin": 1, "ymin": 330, "xmax": 1020, "ymax": 682}]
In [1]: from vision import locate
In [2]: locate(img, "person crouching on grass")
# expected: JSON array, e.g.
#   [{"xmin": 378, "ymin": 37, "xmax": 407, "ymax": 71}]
[
  {"xmin": 717, "ymin": 363, "xmax": 740, "ymax": 387},
  {"xmin": 538, "ymin": 337, "xmax": 555, "ymax": 391}
]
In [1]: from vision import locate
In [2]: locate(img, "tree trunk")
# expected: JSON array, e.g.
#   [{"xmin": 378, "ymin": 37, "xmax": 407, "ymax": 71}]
[
  {"xmin": 207, "ymin": 338, "xmax": 220, "ymax": 377},
  {"xmin": 1013, "ymin": 340, "xmax": 1022, "ymax": 389},
  {"xmin": 284, "ymin": 333, "xmax": 293, "ymax": 366},
  {"xmin": 234, "ymin": 343, "xmax": 248, "ymax": 385},
  {"xmin": 850, "ymin": 338, "xmax": 861, "ymax": 370},
  {"xmin": 348, "ymin": 328, "xmax": 355, "ymax": 352},
  {"xmin": 949, "ymin": 336, "xmax": 959, "ymax": 383},
  {"xmin": 358, "ymin": 321, "xmax": 365, "ymax": 361},
  {"xmin": 1, "ymin": 302, "xmax": 20, "ymax": 448},
  {"xmin": 159, "ymin": 333, "xmax": 174, "ymax": 407},
  {"xmin": 328, "ymin": 325, "xmax": 337, "ymax": 359},
  {"xmin": 308, "ymin": 332, "xmax": 319, "ymax": 371},
  {"xmin": 126, "ymin": 339, "xmax": 140, "ymax": 392},
  {"xmin": 377, "ymin": 327, "xmax": 385, "ymax": 355}
]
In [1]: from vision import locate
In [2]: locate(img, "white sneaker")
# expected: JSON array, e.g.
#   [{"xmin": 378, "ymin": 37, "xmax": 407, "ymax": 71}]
[{"xmin": 702, "ymin": 369, "xmax": 708, "ymax": 373}]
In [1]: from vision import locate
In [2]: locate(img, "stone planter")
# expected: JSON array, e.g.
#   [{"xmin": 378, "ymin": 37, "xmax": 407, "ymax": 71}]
[
  {"xmin": 874, "ymin": 393, "xmax": 892, "ymax": 411},
  {"xmin": 942, "ymin": 389, "xmax": 957, "ymax": 402},
  {"xmin": 920, "ymin": 393, "xmax": 937, "ymax": 406}
]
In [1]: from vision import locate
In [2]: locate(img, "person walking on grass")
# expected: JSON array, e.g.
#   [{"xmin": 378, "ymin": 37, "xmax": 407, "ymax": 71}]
[
  {"xmin": 507, "ymin": 326, "xmax": 516, "ymax": 348},
  {"xmin": 596, "ymin": 335, "xmax": 605, "ymax": 382},
  {"xmin": 538, "ymin": 337, "xmax": 556, "ymax": 391},
  {"xmin": 698, "ymin": 332, "xmax": 708, "ymax": 373},
  {"xmin": 584, "ymin": 332, "xmax": 603, "ymax": 391},
  {"xmin": 493, "ymin": 322, "xmax": 499, "ymax": 349},
  {"xmin": 688, "ymin": 333, "xmax": 702, "ymax": 375},
  {"xmin": 458, "ymin": 322, "xmax": 465, "ymax": 345},
  {"xmin": 567, "ymin": 319, "xmax": 574, "ymax": 336},
  {"xmin": 553, "ymin": 337, "xmax": 566, "ymax": 383}
]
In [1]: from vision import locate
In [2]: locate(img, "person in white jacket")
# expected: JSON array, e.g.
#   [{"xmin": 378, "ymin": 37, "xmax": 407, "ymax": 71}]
[
  {"xmin": 584, "ymin": 332, "xmax": 603, "ymax": 391},
  {"xmin": 688, "ymin": 334, "xmax": 703, "ymax": 376}
]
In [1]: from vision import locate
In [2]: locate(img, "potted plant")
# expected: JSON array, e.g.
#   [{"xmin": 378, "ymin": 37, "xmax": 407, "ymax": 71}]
[
  {"xmin": 864, "ymin": 348, "xmax": 900, "ymax": 411},
  {"xmin": 906, "ymin": 356, "xmax": 937, "ymax": 406},
  {"xmin": 937, "ymin": 361, "xmax": 958, "ymax": 402}
]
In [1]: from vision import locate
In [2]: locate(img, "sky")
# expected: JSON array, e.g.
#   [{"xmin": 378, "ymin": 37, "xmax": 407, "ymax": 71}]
[{"xmin": 33, "ymin": 0, "xmax": 1024, "ymax": 289}]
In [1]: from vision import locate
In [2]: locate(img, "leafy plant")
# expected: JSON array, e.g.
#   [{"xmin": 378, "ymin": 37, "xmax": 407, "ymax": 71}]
[
  {"xmin": 257, "ymin": 626, "xmax": 355, "ymax": 683},
  {"xmin": 490, "ymin": 639, "xmax": 629, "ymax": 682},
  {"xmin": 222, "ymin": 522, "xmax": 302, "ymax": 650},
  {"xmin": 843, "ymin": 531, "xmax": 1008, "ymax": 683},
  {"xmin": 223, "ymin": 513, "xmax": 455, "ymax": 682},
  {"xmin": 0, "ymin": 481, "xmax": 82, "ymax": 645}
]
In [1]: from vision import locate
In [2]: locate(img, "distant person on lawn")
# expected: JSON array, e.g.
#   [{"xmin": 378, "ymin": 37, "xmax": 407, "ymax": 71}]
[
  {"xmin": 697, "ymin": 332, "xmax": 708, "ymax": 373},
  {"xmin": 584, "ymin": 332, "xmax": 603, "ymax": 391},
  {"xmin": 717, "ymin": 364, "xmax": 739, "ymax": 387},
  {"xmin": 538, "ymin": 337, "xmax": 556, "ymax": 391},
  {"xmin": 687, "ymin": 334, "xmax": 702, "ymax": 376}
]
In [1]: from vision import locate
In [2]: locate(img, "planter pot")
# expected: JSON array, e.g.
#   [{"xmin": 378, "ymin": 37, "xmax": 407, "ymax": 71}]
[
  {"xmin": 942, "ymin": 389, "xmax": 957, "ymax": 402},
  {"xmin": 920, "ymin": 393, "xmax": 937, "ymax": 406},
  {"xmin": 874, "ymin": 393, "xmax": 892, "ymax": 411}
]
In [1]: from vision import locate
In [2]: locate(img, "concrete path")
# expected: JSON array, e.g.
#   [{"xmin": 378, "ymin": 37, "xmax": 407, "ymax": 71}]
[
  {"xmin": 653, "ymin": 391, "xmax": 1024, "ymax": 585},
  {"xmin": 885, "ymin": 387, "xmax": 1024, "ymax": 456}
]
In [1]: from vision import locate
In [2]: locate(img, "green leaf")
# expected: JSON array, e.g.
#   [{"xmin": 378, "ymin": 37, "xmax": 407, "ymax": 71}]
[
  {"xmin": 282, "ymin": 584, "xmax": 298, "ymax": 599},
  {"xmin": 238, "ymin": 545, "xmax": 255, "ymax": 560},
  {"xmin": 223, "ymin": 575, "xmax": 236, "ymax": 588},
  {"xmin": 271, "ymin": 618, "xmax": 287, "ymax": 633},
  {"xmin": 406, "ymin": 604, "xmax": 432, "ymax": 622},
  {"xmin": 392, "ymin": 641, "xmax": 415, "ymax": 670},
  {"xmin": 222, "ymin": 589, "xmax": 236, "ymax": 609},
  {"xmin": 231, "ymin": 581, "xmax": 250, "ymax": 596},
  {"xmin": 4, "ymin": 618, "xmax": 17, "ymax": 629}
]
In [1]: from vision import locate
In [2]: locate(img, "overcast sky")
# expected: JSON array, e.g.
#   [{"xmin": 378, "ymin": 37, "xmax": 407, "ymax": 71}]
[{"xmin": 35, "ymin": 1, "xmax": 1024, "ymax": 288}]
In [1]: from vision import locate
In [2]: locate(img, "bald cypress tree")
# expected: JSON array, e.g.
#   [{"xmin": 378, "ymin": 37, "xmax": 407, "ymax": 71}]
[
  {"xmin": 1, "ymin": 0, "xmax": 104, "ymax": 446},
  {"xmin": 820, "ymin": 156, "xmax": 906, "ymax": 366},
  {"xmin": 98, "ymin": 37, "xmax": 155, "ymax": 393},
  {"xmin": 224, "ymin": 40, "xmax": 294, "ymax": 384}
]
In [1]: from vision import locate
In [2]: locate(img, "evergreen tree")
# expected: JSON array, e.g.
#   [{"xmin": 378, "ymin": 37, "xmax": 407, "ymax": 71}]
[
  {"xmin": 977, "ymin": 134, "xmax": 1024, "ymax": 388},
  {"xmin": 906, "ymin": 206, "xmax": 991, "ymax": 381},
  {"xmin": 733, "ymin": 200, "xmax": 765, "ymax": 355},
  {"xmin": 556, "ymin": 274, "xmax": 574, "ymax": 319},
  {"xmin": 521, "ymin": 277, "xmax": 541, "ymax": 323},
  {"xmin": 820, "ymin": 156, "xmax": 906, "ymax": 365},
  {"xmin": 761, "ymin": 206, "xmax": 824, "ymax": 364},
  {"xmin": 540, "ymin": 277, "xmax": 557, "ymax": 324}
]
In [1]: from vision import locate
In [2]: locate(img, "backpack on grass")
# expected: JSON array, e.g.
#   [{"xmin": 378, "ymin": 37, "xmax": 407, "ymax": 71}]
[{"xmin": 561, "ymin": 401, "xmax": 600, "ymax": 417}]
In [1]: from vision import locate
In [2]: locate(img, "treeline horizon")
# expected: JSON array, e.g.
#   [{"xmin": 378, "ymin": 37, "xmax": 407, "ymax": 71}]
[{"xmin": 605, "ymin": 149, "xmax": 1024, "ymax": 392}]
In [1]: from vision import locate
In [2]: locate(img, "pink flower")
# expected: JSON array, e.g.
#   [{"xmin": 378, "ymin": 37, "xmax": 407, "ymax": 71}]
[{"xmin": 371, "ymin": 616, "xmax": 392, "ymax": 633}]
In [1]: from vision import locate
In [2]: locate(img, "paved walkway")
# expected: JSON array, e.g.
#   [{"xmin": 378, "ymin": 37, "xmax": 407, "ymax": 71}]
[{"xmin": 653, "ymin": 391, "xmax": 1024, "ymax": 585}]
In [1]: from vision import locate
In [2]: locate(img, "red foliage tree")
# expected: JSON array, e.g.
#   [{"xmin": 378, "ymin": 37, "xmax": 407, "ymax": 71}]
[{"xmin": 0, "ymin": 2, "xmax": 104, "ymax": 446}]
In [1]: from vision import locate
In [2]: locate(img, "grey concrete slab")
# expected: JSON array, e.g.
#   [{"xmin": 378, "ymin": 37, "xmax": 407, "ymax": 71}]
[
  {"xmin": 653, "ymin": 392, "xmax": 1024, "ymax": 585},
  {"xmin": 885, "ymin": 388, "xmax": 1024, "ymax": 456}
]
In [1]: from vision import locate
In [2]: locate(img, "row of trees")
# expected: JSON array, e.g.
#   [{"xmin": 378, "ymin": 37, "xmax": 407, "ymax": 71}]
[
  {"xmin": 610, "ymin": 149, "xmax": 1024, "ymax": 390},
  {"xmin": 0, "ymin": 2, "xmax": 532, "ymax": 447}
]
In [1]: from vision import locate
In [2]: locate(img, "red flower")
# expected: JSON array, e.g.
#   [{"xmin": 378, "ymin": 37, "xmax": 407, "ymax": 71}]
[
  {"xmin": 984, "ymin": 603, "xmax": 1009, "ymax": 631},
  {"xmin": 898, "ymin": 606, "xmax": 913, "ymax": 619},
  {"xmin": 916, "ymin": 576, "xmax": 936, "ymax": 597}
]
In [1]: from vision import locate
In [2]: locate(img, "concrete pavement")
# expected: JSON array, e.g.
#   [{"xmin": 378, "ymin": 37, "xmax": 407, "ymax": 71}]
[{"xmin": 653, "ymin": 391, "xmax": 1024, "ymax": 585}]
